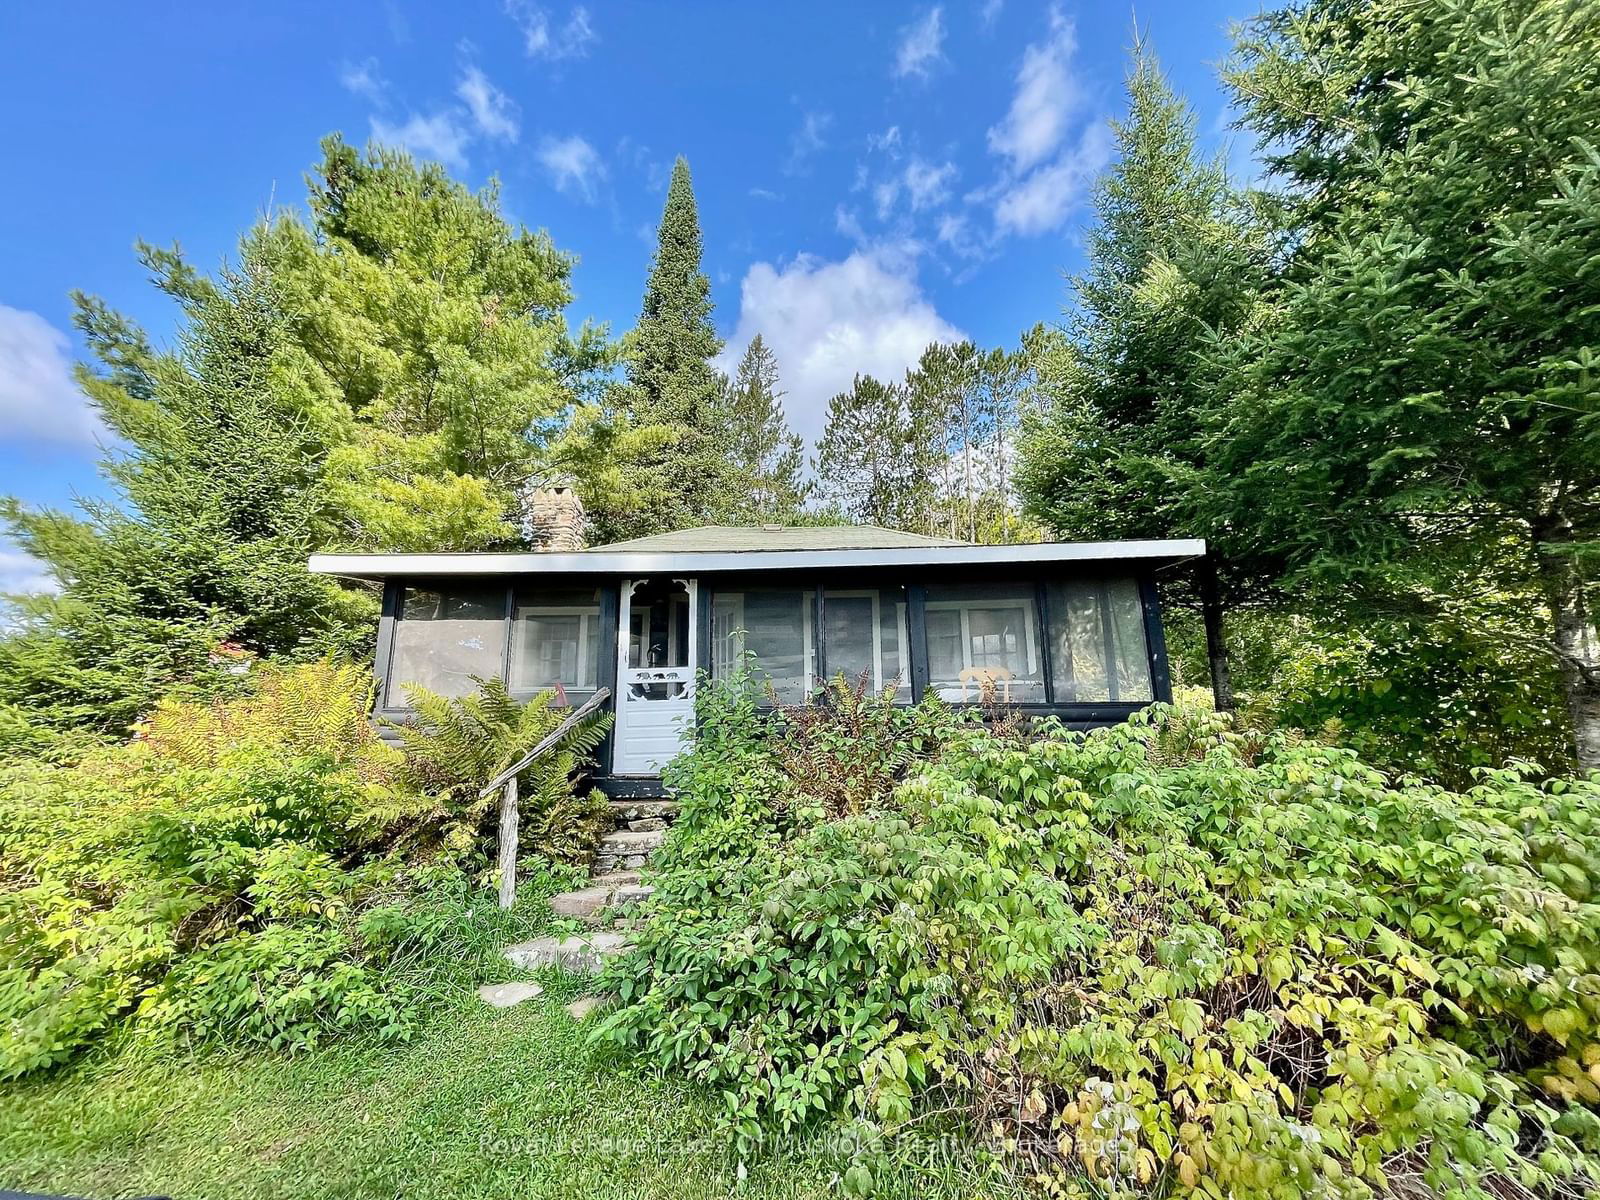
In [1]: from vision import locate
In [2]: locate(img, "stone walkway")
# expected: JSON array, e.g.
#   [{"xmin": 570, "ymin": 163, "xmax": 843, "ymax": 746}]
[{"xmin": 490, "ymin": 797, "xmax": 677, "ymax": 1012}]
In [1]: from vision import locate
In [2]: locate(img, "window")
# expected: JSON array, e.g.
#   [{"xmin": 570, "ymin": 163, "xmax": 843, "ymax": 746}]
[
  {"xmin": 924, "ymin": 583, "xmax": 1045, "ymax": 703},
  {"xmin": 386, "ymin": 586, "xmax": 506, "ymax": 706},
  {"xmin": 711, "ymin": 588, "xmax": 815, "ymax": 703},
  {"xmin": 822, "ymin": 588, "xmax": 911, "ymax": 699},
  {"xmin": 510, "ymin": 586, "xmax": 602, "ymax": 702},
  {"xmin": 1046, "ymin": 578, "xmax": 1153, "ymax": 702}
]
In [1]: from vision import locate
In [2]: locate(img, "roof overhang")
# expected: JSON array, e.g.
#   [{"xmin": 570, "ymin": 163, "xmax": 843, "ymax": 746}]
[{"xmin": 308, "ymin": 538, "xmax": 1208, "ymax": 581}]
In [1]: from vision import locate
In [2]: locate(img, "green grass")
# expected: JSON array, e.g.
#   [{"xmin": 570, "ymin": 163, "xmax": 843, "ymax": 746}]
[{"xmin": 0, "ymin": 977, "xmax": 1018, "ymax": 1200}]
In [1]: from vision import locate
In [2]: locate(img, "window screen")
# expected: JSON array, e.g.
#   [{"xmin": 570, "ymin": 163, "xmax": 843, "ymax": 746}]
[
  {"xmin": 386, "ymin": 586, "xmax": 506, "ymax": 706},
  {"xmin": 1046, "ymin": 578, "xmax": 1152, "ymax": 702},
  {"xmin": 509, "ymin": 586, "xmax": 603, "ymax": 702},
  {"xmin": 923, "ymin": 583, "xmax": 1045, "ymax": 703},
  {"xmin": 710, "ymin": 587, "xmax": 816, "ymax": 703}
]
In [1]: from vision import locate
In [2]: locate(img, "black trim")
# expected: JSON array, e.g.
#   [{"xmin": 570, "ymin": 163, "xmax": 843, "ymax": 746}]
[
  {"xmin": 374, "ymin": 579, "xmax": 402, "ymax": 709},
  {"xmin": 906, "ymin": 584, "xmax": 930, "ymax": 704},
  {"xmin": 597, "ymin": 583, "xmax": 621, "ymax": 774},
  {"xmin": 1035, "ymin": 579, "xmax": 1056, "ymax": 704},
  {"xmin": 594, "ymin": 774, "xmax": 672, "ymax": 799},
  {"xmin": 1140, "ymin": 574, "xmax": 1173, "ymax": 704},
  {"xmin": 812, "ymin": 583, "xmax": 826, "ymax": 692}
]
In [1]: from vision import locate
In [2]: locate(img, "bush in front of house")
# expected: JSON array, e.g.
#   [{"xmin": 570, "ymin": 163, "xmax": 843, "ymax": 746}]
[
  {"xmin": 596, "ymin": 685, "xmax": 1600, "ymax": 1198},
  {"xmin": 0, "ymin": 661, "xmax": 599, "ymax": 1077}
]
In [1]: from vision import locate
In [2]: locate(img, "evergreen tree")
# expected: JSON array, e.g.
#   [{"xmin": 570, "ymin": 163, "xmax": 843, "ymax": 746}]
[
  {"xmin": 814, "ymin": 374, "xmax": 921, "ymax": 529},
  {"xmin": 1016, "ymin": 40, "xmax": 1271, "ymax": 553},
  {"xmin": 598, "ymin": 157, "xmax": 742, "ymax": 537},
  {"xmin": 1207, "ymin": 0, "xmax": 1600, "ymax": 766},
  {"xmin": 719, "ymin": 335, "xmax": 809, "ymax": 520},
  {"xmin": 0, "ymin": 138, "xmax": 599, "ymax": 747}
]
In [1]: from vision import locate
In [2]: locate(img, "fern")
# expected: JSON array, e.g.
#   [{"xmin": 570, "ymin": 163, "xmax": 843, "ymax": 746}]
[
  {"xmin": 139, "ymin": 659, "xmax": 395, "ymax": 785},
  {"xmin": 383, "ymin": 679, "xmax": 613, "ymax": 865}
]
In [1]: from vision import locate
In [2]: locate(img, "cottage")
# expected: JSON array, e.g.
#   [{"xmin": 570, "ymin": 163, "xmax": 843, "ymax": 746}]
[{"xmin": 309, "ymin": 507, "xmax": 1208, "ymax": 797}]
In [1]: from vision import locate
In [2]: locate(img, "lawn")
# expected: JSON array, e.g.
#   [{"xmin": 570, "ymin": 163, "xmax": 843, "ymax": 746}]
[{"xmin": 0, "ymin": 977, "xmax": 1016, "ymax": 1200}]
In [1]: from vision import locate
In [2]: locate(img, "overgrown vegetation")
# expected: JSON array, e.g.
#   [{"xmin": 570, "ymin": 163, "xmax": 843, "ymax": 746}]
[
  {"xmin": 0, "ymin": 662, "xmax": 604, "ymax": 1078},
  {"xmin": 599, "ymin": 682, "xmax": 1600, "ymax": 1197}
]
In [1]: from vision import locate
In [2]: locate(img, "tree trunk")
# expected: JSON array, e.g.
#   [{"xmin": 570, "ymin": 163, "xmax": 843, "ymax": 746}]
[
  {"xmin": 1199, "ymin": 558, "xmax": 1235, "ymax": 713},
  {"xmin": 1535, "ymin": 526, "xmax": 1600, "ymax": 772},
  {"xmin": 497, "ymin": 775, "xmax": 519, "ymax": 909}
]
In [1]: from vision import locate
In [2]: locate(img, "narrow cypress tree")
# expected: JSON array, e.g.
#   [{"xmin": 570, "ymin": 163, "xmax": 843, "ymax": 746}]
[{"xmin": 613, "ymin": 156, "xmax": 741, "ymax": 533}]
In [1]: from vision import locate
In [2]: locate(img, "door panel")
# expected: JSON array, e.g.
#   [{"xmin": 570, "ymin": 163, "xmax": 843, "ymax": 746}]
[{"xmin": 613, "ymin": 578, "xmax": 697, "ymax": 775}]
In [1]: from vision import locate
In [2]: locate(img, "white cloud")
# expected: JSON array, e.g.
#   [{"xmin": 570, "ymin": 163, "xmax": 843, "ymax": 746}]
[
  {"xmin": 369, "ymin": 111, "xmax": 472, "ymax": 169},
  {"xmin": 536, "ymin": 134, "xmax": 605, "ymax": 201},
  {"xmin": 717, "ymin": 247, "xmax": 965, "ymax": 446},
  {"xmin": 339, "ymin": 57, "xmax": 388, "ymax": 104},
  {"xmin": 987, "ymin": 8, "xmax": 1081, "ymax": 171},
  {"xmin": 867, "ymin": 125, "xmax": 902, "ymax": 155},
  {"xmin": 0, "ymin": 305, "xmax": 102, "ymax": 446},
  {"xmin": 0, "ymin": 547, "xmax": 56, "ymax": 600},
  {"xmin": 981, "ymin": 0, "xmax": 1004, "ymax": 28},
  {"xmin": 504, "ymin": 1, "xmax": 596, "ymax": 59},
  {"xmin": 456, "ymin": 65, "xmax": 519, "ymax": 142},
  {"xmin": 893, "ymin": 7, "xmax": 946, "ymax": 80},
  {"xmin": 903, "ymin": 158, "xmax": 956, "ymax": 210},
  {"xmin": 993, "ymin": 120, "xmax": 1113, "ymax": 236},
  {"xmin": 873, "ymin": 179, "xmax": 899, "ymax": 220},
  {"xmin": 785, "ymin": 111, "xmax": 831, "ymax": 175},
  {"xmin": 748, "ymin": 186, "xmax": 783, "ymax": 201}
]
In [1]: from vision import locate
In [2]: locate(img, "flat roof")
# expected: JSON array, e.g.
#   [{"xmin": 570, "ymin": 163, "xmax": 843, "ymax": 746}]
[{"xmin": 308, "ymin": 537, "xmax": 1207, "ymax": 580}]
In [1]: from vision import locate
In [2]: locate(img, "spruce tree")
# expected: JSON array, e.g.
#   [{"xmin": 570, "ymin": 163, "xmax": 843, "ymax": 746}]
[
  {"xmin": 719, "ymin": 334, "xmax": 809, "ymax": 521},
  {"xmin": 1208, "ymin": 0, "xmax": 1600, "ymax": 767},
  {"xmin": 1016, "ymin": 40, "xmax": 1270, "ymax": 551},
  {"xmin": 605, "ymin": 156, "xmax": 741, "ymax": 536}
]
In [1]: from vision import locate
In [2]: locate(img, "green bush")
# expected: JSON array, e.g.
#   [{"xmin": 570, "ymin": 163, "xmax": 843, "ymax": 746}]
[
  {"xmin": 598, "ymin": 688, "xmax": 1600, "ymax": 1197},
  {"xmin": 0, "ymin": 661, "xmax": 588, "ymax": 1077}
]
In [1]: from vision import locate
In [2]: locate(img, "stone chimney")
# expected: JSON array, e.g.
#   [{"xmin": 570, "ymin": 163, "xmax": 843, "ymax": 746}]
[{"xmin": 520, "ymin": 481, "xmax": 587, "ymax": 551}]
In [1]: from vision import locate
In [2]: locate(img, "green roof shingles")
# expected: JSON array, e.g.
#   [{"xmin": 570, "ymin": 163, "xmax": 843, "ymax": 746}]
[{"xmin": 591, "ymin": 524, "xmax": 969, "ymax": 553}]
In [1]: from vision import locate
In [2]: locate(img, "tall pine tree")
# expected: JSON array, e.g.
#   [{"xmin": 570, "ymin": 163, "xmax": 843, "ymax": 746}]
[
  {"xmin": 814, "ymin": 374, "xmax": 928, "ymax": 530},
  {"xmin": 599, "ymin": 157, "xmax": 743, "ymax": 538},
  {"xmin": 1, "ymin": 138, "xmax": 599, "ymax": 749},
  {"xmin": 1207, "ymin": 0, "xmax": 1600, "ymax": 767}
]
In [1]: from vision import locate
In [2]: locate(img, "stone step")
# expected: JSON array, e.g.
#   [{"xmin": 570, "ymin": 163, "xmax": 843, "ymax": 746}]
[
  {"xmin": 593, "ymin": 827, "xmax": 666, "ymax": 873},
  {"xmin": 599, "ymin": 828, "xmax": 666, "ymax": 852},
  {"xmin": 504, "ymin": 931, "xmax": 631, "ymax": 974},
  {"xmin": 549, "ymin": 879, "xmax": 657, "ymax": 923},
  {"xmin": 609, "ymin": 799, "xmax": 678, "ymax": 823}
]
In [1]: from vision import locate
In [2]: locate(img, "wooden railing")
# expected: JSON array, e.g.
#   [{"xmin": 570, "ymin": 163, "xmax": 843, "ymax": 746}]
[{"xmin": 478, "ymin": 687, "xmax": 611, "ymax": 909}]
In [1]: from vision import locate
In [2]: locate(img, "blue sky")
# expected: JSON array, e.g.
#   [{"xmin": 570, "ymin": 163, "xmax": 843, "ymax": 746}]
[{"xmin": 0, "ymin": 0, "xmax": 1248, "ymax": 594}]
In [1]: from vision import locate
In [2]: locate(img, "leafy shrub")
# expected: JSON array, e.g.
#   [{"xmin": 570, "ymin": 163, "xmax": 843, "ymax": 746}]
[
  {"xmin": 0, "ymin": 661, "xmax": 582, "ymax": 1077},
  {"xmin": 598, "ymin": 687, "xmax": 1600, "ymax": 1197}
]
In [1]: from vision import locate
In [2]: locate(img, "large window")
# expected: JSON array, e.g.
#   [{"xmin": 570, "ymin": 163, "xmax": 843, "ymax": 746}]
[
  {"xmin": 711, "ymin": 588, "xmax": 815, "ymax": 703},
  {"xmin": 1046, "ymin": 578, "xmax": 1153, "ymax": 702},
  {"xmin": 822, "ymin": 587, "xmax": 911, "ymax": 699},
  {"xmin": 510, "ymin": 586, "xmax": 603, "ymax": 702},
  {"xmin": 924, "ymin": 583, "xmax": 1045, "ymax": 703},
  {"xmin": 386, "ymin": 586, "xmax": 506, "ymax": 706}
]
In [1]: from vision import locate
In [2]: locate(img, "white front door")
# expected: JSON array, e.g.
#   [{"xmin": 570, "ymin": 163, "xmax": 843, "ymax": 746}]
[{"xmin": 613, "ymin": 578, "xmax": 697, "ymax": 775}]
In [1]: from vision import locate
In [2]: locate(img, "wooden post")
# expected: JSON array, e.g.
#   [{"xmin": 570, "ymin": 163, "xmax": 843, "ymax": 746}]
[
  {"xmin": 497, "ymin": 774, "xmax": 519, "ymax": 910},
  {"xmin": 478, "ymin": 688, "xmax": 610, "ymax": 911}
]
